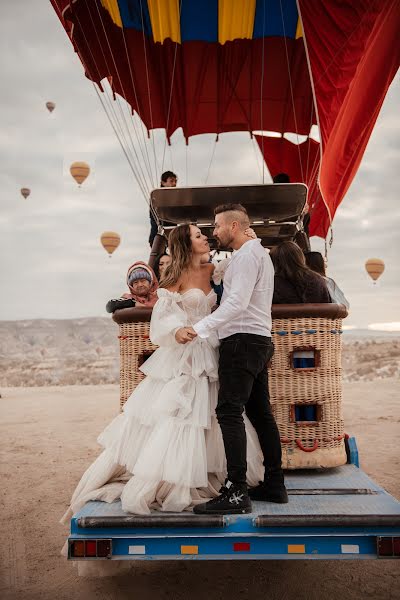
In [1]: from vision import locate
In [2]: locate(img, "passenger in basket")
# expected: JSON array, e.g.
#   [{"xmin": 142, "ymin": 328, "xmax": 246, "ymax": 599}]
[
  {"xmin": 305, "ymin": 251, "xmax": 350, "ymax": 308},
  {"xmin": 149, "ymin": 171, "xmax": 177, "ymax": 247},
  {"xmin": 270, "ymin": 241, "xmax": 330, "ymax": 304},
  {"xmin": 105, "ymin": 261, "xmax": 158, "ymax": 313},
  {"xmin": 155, "ymin": 253, "xmax": 172, "ymax": 281}
]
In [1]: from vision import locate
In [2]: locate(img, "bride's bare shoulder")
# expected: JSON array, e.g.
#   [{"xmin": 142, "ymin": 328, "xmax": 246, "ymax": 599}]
[{"xmin": 164, "ymin": 276, "xmax": 184, "ymax": 293}]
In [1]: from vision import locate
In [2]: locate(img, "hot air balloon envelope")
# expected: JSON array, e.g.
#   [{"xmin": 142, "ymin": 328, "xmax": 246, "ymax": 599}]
[
  {"xmin": 46, "ymin": 101, "xmax": 56, "ymax": 113},
  {"xmin": 51, "ymin": 0, "xmax": 399, "ymax": 238},
  {"xmin": 365, "ymin": 258, "xmax": 385, "ymax": 282},
  {"xmin": 101, "ymin": 231, "xmax": 120, "ymax": 256},
  {"xmin": 70, "ymin": 161, "xmax": 90, "ymax": 186},
  {"xmin": 20, "ymin": 188, "xmax": 31, "ymax": 199}
]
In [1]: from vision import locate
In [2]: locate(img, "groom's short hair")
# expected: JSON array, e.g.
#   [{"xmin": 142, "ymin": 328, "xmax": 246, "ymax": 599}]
[
  {"xmin": 214, "ymin": 203, "xmax": 247, "ymax": 216},
  {"xmin": 214, "ymin": 204, "xmax": 250, "ymax": 228}
]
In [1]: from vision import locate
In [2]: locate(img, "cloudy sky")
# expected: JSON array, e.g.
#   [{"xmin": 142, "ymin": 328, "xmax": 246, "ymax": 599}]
[{"xmin": 1, "ymin": 1, "xmax": 399, "ymax": 329}]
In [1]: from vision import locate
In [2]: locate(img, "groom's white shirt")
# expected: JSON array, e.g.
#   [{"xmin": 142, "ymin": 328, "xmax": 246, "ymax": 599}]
[{"xmin": 194, "ymin": 239, "xmax": 274, "ymax": 340}]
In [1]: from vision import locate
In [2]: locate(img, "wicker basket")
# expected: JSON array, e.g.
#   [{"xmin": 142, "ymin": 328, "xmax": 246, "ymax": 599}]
[{"xmin": 117, "ymin": 315, "xmax": 346, "ymax": 470}]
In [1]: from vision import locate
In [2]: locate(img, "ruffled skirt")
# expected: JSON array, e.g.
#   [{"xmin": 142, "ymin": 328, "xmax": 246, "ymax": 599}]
[{"xmin": 61, "ymin": 336, "xmax": 264, "ymax": 521}]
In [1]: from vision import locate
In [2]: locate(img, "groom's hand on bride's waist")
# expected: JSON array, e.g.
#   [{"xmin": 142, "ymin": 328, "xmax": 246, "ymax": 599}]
[{"xmin": 175, "ymin": 327, "xmax": 198, "ymax": 344}]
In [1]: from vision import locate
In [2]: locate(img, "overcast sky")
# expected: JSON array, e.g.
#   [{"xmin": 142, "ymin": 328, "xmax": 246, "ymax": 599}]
[{"xmin": 1, "ymin": 0, "xmax": 399, "ymax": 329}]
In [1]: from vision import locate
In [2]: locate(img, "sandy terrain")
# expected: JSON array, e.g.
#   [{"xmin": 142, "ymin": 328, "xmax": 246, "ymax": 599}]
[{"xmin": 1, "ymin": 381, "xmax": 399, "ymax": 600}]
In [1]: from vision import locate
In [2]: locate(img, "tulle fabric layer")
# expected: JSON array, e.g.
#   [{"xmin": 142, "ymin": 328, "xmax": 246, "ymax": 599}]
[{"xmin": 61, "ymin": 334, "xmax": 264, "ymax": 519}]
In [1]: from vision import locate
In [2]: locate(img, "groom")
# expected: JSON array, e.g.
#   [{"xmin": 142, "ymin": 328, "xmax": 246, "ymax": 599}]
[{"xmin": 190, "ymin": 204, "xmax": 287, "ymax": 514}]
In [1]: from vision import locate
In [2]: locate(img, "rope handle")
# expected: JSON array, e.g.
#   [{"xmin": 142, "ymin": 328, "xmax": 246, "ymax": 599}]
[{"xmin": 295, "ymin": 439, "xmax": 319, "ymax": 452}]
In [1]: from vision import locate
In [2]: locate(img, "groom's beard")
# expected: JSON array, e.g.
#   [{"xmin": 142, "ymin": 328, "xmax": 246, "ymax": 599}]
[{"xmin": 216, "ymin": 234, "xmax": 234, "ymax": 249}]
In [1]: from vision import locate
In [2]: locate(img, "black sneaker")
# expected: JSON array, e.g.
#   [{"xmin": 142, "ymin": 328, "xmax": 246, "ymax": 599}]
[
  {"xmin": 248, "ymin": 480, "xmax": 289, "ymax": 503},
  {"xmin": 193, "ymin": 481, "xmax": 252, "ymax": 515}
]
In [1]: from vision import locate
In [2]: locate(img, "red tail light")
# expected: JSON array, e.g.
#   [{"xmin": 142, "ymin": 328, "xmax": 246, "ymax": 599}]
[
  {"xmin": 69, "ymin": 539, "xmax": 112, "ymax": 558},
  {"xmin": 97, "ymin": 540, "xmax": 112, "ymax": 557},
  {"xmin": 85, "ymin": 541, "xmax": 97, "ymax": 557},
  {"xmin": 70, "ymin": 540, "xmax": 85, "ymax": 557},
  {"xmin": 377, "ymin": 537, "xmax": 400, "ymax": 558}
]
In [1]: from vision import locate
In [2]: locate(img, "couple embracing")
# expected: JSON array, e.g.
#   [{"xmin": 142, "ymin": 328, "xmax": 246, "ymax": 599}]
[{"xmin": 62, "ymin": 204, "xmax": 287, "ymax": 524}]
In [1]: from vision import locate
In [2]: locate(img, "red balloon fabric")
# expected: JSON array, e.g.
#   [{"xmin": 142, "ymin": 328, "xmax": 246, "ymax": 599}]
[
  {"xmin": 254, "ymin": 135, "xmax": 322, "ymax": 231},
  {"xmin": 298, "ymin": 0, "xmax": 400, "ymax": 238}
]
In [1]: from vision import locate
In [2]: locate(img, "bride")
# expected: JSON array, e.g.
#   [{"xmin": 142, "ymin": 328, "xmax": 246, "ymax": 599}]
[{"xmin": 61, "ymin": 224, "xmax": 264, "ymax": 521}]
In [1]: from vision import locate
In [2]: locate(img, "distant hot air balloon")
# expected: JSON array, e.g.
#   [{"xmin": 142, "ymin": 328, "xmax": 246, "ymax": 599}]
[
  {"xmin": 20, "ymin": 187, "xmax": 30, "ymax": 199},
  {"xmin": 70, "ymin": 161, "xmax": 90, "ymax": 187},
  {"xmin": 46, "ymin": 101, "xmax": 56, "ymax": 113},
  {"xmin": 365, "ymin": 258, "xmax": 385, "ymax": 284},
  {"xmin": 101, "ymin": 231, "xmax": 120, "ymax": 257}
]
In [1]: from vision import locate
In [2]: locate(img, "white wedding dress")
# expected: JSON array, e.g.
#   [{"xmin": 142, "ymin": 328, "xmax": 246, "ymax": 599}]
[{"xmin": 61, "ymin": 288, "xmax": 264, "ymax": 522}]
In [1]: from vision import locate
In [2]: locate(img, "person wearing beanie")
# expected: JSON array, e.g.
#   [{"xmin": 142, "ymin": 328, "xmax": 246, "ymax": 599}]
[{"xmin": 106, "ymin": 261, "xmax": 159, "ymax": 313}]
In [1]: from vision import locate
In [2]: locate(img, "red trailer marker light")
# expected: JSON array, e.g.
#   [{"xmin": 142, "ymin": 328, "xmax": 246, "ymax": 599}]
[
  {"xmin": 233, "ymin": 542, "xmax": 250, "ymax": 552},
  {"xmin": 85, "ymin": 541, "xmax": 97, "ymax": 557},
  {"xmin": 97, "ymin": 539, "xmax": 112, "ymax": 558},
  {"xmin": 393, "ymin": 538, "xmax": 400, "ymax": 556},
  {"xmin": 70, "ymin": 540, "xmax": 85, "ymax": 557},
  {"xmin": 377, "ymin": 537, "xmax": 394, "ymax": 557}
]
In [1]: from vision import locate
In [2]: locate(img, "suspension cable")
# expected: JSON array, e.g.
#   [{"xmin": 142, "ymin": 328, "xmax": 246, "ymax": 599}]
[
  {"xmin": 120, "ymin": 25, "xmax": 157, "ymax": 187},
  {"xmin": 204, "ymin": 135, "xmax": 218, "ymax": 184},
  {"xmin": 92, "ymin": 1, "xmax": 154, "ymax": 195},
  {"xmin": 161, "ymin": 0, "xmax": 183, "ymax": 174},
  {"xmin": 75, "ymin": 8, "xmax": 156, "ymax": 211},
  {"xmin": 260, "ymin": 0, "xmax": 266, "ymax": 184},
  {"xmin": 279, "ymin": 0, "xmax": 305, "ymax": 183},
  {"xmin": 139, "ymin": 0, "xmax": 159, "ymax": 186},
  {"xmin": 73, "ymin": 10, "xmax": 150, "ymax": 201}
]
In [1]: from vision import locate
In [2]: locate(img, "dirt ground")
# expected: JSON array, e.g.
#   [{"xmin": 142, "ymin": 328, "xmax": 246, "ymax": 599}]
[{"xmin": 1, "ymin": 382, "xmax": 399, "ymax": 600}]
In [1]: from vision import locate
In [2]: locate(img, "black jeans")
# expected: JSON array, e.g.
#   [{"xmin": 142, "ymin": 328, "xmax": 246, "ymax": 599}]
[{"xmin": 216, "ymin": 333, "xmax": 282, "ymax": 485}]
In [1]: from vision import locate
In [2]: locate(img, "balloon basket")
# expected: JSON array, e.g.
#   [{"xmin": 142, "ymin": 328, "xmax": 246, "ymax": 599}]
[{"xmin": 114, "ymin": 305, "xmax": 348, "ymax": 470}]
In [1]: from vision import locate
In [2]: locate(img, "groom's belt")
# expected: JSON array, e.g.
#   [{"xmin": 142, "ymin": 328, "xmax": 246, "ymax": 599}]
[{"xmin": 220, "ymin": 333, "xmax": 271, "ymax": 343}]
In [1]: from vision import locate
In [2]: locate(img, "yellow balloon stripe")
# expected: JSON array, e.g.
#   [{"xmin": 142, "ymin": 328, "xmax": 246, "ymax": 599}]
[
  {"xmin": 295, "ymin": 17, "xmax": 303, "ymax": 39},
  {"xmin": 218, "ymin": 0, "xmax": 256, "ymax": 44},
  {"xmin": 101, "ymin": 0, "xmax": 123, "ymax": 28},
  {"xmin": 147, "ymin": 0, "xmax": 181, "ymax": 44}
]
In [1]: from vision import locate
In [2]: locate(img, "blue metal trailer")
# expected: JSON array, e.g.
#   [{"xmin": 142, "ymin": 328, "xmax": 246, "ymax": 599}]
[{"xmin": 67, "ymin": 440, "xmax": 400, "ymax": 562}]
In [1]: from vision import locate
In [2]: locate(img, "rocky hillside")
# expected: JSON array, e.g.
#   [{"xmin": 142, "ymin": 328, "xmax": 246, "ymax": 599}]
[
  {"xmin": 0, "ymin": 318, "xmax": 119, "ymax": 386},
  {"xmin": 0, "ymin": 319, "xmax": 399, "ymax": 386}
]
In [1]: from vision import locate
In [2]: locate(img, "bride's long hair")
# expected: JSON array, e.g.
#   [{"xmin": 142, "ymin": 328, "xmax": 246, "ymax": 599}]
[{"xmin": 160, "ymin": 224, "xmax": 193, "ymax": 289}]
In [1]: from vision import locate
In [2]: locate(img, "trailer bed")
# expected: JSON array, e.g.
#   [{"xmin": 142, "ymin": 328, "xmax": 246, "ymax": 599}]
[{"xmin": 68, "ymin": 465, "xmax": 400, "ymax": 561}]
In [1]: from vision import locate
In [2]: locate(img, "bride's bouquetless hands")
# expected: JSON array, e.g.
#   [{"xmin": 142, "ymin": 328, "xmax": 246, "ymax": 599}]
[{"xmin": 175, "ymin": 327, "xmax": 197, "ymax": 344}]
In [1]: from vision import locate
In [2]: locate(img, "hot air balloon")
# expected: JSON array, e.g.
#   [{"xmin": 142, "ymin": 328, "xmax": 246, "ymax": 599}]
[
  {"xmin": 46, "ymin": 101, "xmax": 56, "ymax": 113},
  {"xmin": 20, "ymin": 188, "xmax": 30, "ymax": 199},
  {"xmin": 70, "ymin": 161, "xmax": 90, "ymax": 187},
  {"xmin": 101, "ymin": 231, "xmax": 120, "ymax": 257},
  {"xmin": 365, "ymin": 258, "xmax": 385, "ymax": 284},
  {"xmin": 51, "ymin": 0, "xmax": 399, "ymax": 239}
]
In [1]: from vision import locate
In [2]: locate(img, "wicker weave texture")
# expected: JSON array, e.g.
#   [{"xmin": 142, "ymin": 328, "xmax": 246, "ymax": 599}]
[{"xmin": 118, "ymin": 316, "xmax": 345, "ymax": 469}]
